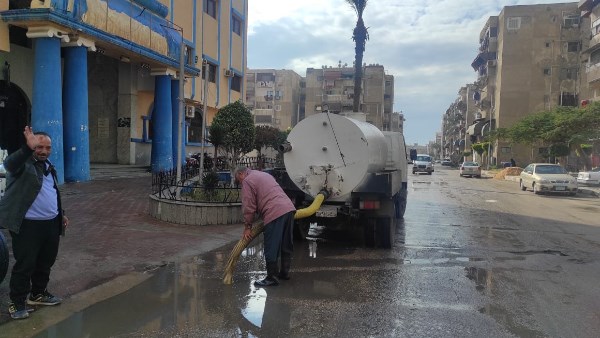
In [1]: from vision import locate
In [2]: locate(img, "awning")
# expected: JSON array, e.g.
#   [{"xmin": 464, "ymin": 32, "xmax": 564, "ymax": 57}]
[
  {"xmin": 481, "ymin": 119, "xmax": 496, "ymax": 137},
  {"xmin": 467, "ymin": 120, "xmax": 487, "ymax": 136}
]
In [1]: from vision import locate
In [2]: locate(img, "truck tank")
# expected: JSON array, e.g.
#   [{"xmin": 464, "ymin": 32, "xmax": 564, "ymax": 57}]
[{"xmin": 282, "ymin": 113, "xmax": 387, "ymax": 202}]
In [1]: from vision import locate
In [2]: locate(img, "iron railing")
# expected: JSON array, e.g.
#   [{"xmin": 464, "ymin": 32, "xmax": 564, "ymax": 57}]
[{"xmin": 151, "ymin": 156, "xmax": 280, "ymax": 203}]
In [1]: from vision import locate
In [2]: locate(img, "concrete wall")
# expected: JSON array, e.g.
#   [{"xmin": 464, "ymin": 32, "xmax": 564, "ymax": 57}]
[{"xmin": 149, "ymin": 195, "xmax": 243, "ymax": 225}]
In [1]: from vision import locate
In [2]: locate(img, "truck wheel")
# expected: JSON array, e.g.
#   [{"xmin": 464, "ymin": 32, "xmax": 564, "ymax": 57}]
[
  {"xmin": 0, "ymin": 231, "xmax": 9, "ymax": 284},
  {"xmin": 394, "ymin": 189, "xmax": 408, "ymax": 219}
]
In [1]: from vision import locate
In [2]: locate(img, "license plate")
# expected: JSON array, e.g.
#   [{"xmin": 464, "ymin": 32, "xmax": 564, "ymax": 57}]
[
  {"xmin": 316, "ymin": 206, "xmax": 338, "ymax": 217},
  {"xmin": 555, "ymin": 186, "xmax": 566, "ymax": 191}
]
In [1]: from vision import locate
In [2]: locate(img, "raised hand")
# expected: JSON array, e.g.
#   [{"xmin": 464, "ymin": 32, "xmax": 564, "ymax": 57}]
[{"xmin": 24, "ymin": 126, "xmax": 38, "ymax": 150}]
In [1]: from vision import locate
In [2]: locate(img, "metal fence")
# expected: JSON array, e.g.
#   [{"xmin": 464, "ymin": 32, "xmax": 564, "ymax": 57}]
[{"xmin": 151, "ymin": 156, "xmax": 279, "ymax": 203}]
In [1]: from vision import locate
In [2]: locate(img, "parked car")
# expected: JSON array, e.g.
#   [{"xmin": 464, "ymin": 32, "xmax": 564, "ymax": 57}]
[
  {"xmin": 441, "ymin": 158, "xmax": 452, "ymax": 166},
  {"xmin": 577, "ymin": 167, "xmax": 600, "ymax": 186},
  {"xmin": 459, "ymin": 161, "xmax": 481, "ymax": 177},
  {"xmin": 519, "ymin": 163, "xmax": 578, "ymax": 195}
]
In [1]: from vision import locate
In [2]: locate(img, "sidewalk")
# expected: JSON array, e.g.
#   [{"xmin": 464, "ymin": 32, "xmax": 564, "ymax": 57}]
[
  {"xmin": 482, "ymin": 170, "xmax": 600, "ymax": 197},
  {"xmin": 0, "ymin": 174, "xmax": 242, "ymax": 324}
]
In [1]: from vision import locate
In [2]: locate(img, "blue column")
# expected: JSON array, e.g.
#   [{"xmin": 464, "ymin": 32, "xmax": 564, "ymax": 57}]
[
  {"xmin": 171, "ymin": 79, "xmax": 184, "ymax": 166},
  {"xmin": 63, "ymin": 46, "xmax": 90, "ymax": 182},
  {"xmin": 151, "ymin": 75, "xmax": 173, "ymax": 172},
  {"xmin": 31, "ymin": 38, "xmax": 65, "ymax": 184}
]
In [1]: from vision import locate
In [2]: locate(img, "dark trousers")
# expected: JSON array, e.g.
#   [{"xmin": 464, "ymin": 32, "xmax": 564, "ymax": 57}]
[
  {"xmin": 263, "ymin": 211, "xmax": 294, "ymax": 264},
  {"xmin": 9, "ymin": 217, "xmax": 60, "ymax": 304}
]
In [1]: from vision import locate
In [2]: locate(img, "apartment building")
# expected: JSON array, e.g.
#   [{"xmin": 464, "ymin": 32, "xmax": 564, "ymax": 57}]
[
  {"xmin": 245, "ymin": 69, "xmax": 303, "ymax": 130},
  {"xmin": 304, "ymin": 64, "xmax": 393, "ymax": 131},
  {"xmin": 579, "ymin": 0, "xmax": 600, "ymax": 102},
  {"xmin": 0, "ymin": 0, "xmax": 247, "ymax": 182},
  {"xmin": 442, "ymin": 84, "xmax": 477, "ymax": 160},
  {"xmin": 470, "ymin": 3, "xmax": 589, "ymax": 167}
]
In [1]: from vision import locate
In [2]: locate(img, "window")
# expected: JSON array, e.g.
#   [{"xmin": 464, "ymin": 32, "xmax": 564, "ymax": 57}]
[
  {"xmin": 563, "ymin": 14, "xmax": 580, "ymax": 28},
  {"xmin": 591, "ymin": 49, "xmax": 600, "ymax": 65},
  {"xmin": 545, "ymin": 42, "xmax": 551, "ymax": 48},
  {"xmin": 188, "ymin": 110, "xmax": 204, "ymax": 143},
  {"xmin": 204, "ymin": 0, "xmax": 217, "ymax": 19},
  {"xmin": 501, "ymin": 147, "xmax": 511, "ymax": 154},
  {"xmin": 559, "ymin": 93, "xmax": 578, "ymax": 107},
  {"xmin": 507, "ymin": 17, "xmax": 521, "ymax": 30},
  {"xmin": 185, "ymin": 46, "xmax": 194, "ymax": 65},
  {"xmin": 567, "ymin": 42, "xmax": 580, "ymax": 53},
  {"xmin": 232, "ymin": 16, "xmax": 242, "ymax": 36},
  {"xmin": 202, "ymin": 63, "xmax": 217, "ymax": 83},
  {"xmin": 255, "ymin": 115, "xmax": 272, "ymax": 123},
  {"xmin": 231, "ymin": 75, "xmax": 241, "ymax": 92},
  {"xmin": 543, "ymin": 68, "xmax": 551, "ymax": 75}
]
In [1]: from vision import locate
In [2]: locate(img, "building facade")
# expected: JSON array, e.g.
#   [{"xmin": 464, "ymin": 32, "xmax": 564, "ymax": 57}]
[
  {"xmin": 471, "ymin": 4, "xmax": 589, "ymax": 167},
  {"xmin": 245, "ymin": 69, "xmax": 302, "ymax": 130},
  {"xmin": 304, "ymin": 64, "xmax": 393, "ymax": 131},
  {"xmin": 0, "ymin": 0, "xmax": 247, "ymax": 183}
]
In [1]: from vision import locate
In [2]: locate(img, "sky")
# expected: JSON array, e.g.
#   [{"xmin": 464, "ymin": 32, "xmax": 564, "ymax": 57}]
[{"xmin": 246, "ymin": 0, "xmax": 572, "ymax": 146}]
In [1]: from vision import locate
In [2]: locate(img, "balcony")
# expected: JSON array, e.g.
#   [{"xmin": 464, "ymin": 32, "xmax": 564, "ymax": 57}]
[{"xmin": 586, "ymin": 62, "xmax": 600, "ymax": 83}]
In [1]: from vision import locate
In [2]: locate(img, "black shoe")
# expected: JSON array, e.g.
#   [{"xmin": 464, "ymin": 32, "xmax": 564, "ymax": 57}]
[
  {"xmin": 27, "ymin": 290, "xmax": 62, "ymax": 306},
  {"xmin": 254, "ymin": 276, "xmax": 279, "ymax": 287}
]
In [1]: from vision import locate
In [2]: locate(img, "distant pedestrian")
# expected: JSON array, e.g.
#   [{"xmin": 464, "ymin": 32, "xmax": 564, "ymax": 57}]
[
  {"xmin": 510, "ymin": 158, "xmax": 516, "ymax": 167},
  {"xmin": 234, "ymin": 166, "xmax": 295, "ymax": 286},
  {"xmin": 0, "ymin": 126, "xmax": 68, "ymax": 320}
]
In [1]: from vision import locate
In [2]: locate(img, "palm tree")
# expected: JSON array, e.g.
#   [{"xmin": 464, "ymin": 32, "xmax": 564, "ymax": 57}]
[{"xmin": 346, "ymin": 0, "xmax": 369, "ymax": 112}]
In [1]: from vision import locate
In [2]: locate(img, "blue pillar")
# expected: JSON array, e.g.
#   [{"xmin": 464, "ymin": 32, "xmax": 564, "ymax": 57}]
[
  {"xmin": 63, "ymin": 46, "xmax": 90, "ymax": 182},
  {"xmin": 31, "ymin": 38, "xmax": 65, "ymax": 184},
  {"xmin": 151, "ymin": 75, "xmax": 173, "ymax": 172},
  {"xmin": 171, "ymin": 79, "xmax": 185, "ymax": 166}
]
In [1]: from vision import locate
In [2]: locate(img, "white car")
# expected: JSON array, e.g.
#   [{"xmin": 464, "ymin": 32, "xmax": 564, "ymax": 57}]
[
  {"xmin": 519, "ymin": 163, "xmax": 578, "ymax": 195},
  {"xmin": 577, "ymin": 168, "xmax": 600, "ymax": 186},
  {"xmin": 459, "ymin": 161, "xmax": 481, "ymax": 177}
]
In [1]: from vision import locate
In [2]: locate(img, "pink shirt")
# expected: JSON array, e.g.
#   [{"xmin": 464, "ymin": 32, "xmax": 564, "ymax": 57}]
[{"xmin": 241, "ymin": 170, "xmax": 295, "ymax": 225}]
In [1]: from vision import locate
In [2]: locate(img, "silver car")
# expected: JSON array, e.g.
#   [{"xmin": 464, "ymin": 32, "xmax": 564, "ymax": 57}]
[{"xmin": 519, "ymin": 163, "xmax": 578, "ymax": 195}]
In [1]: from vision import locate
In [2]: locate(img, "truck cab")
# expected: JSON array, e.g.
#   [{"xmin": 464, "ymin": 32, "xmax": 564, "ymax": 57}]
[{"xmin": 412, "ymin": 154, "xmax": 434, "ymax": 175}]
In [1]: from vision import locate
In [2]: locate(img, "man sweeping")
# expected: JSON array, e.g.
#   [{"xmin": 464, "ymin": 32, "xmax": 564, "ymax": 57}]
[{"xmin": 234, "ymin": 166, "xmax": 295, "ymax": 286}]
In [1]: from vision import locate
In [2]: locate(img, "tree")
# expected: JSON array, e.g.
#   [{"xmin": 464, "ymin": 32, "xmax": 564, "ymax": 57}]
[
  {"xmin": 211, "ymin": 101, "xmax": 255, "ymax": 173},
  {"xmin": 346, "ymin": 0, "xmax": 369, "ymax": 112},
  {"xmin": 254, "ymin": 125, "xmax": 281, "ymax": 157},
  {"xmin": 496, "ymin": 103, "xmax": 600, "ymax": 170},
  {"xmin": 206, "ymin": 123, "xmax": 226, "ymax": 169}
]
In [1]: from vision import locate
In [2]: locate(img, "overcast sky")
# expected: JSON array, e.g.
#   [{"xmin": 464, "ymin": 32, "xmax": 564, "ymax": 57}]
[{"xmin": 247, "ymin": 0, "xmax": 572, "ymax": 145}]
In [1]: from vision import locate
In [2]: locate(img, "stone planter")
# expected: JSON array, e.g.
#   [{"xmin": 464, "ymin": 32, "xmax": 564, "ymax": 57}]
[{"xmin": 149, "ymin": 194, "xmax": 242, "ymax": 225}]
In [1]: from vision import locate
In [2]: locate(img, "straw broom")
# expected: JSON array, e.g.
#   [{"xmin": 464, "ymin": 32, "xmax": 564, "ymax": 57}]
[
  {"xmin": 222, "ymin": 220, "xmax": 265, "ymax": 285},
  {"xmin": 222, "ymin": 193, "xmax": 326, "ymax": 285}
]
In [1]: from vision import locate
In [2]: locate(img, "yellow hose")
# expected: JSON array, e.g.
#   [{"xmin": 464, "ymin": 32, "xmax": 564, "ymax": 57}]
[{"xmin": 223, "ymin": 193, "xmax": 327, "ymax": 284}]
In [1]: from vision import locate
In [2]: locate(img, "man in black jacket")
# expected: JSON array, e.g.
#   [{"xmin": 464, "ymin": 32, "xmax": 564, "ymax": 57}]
[{"xmin": 0, "ymin": 126, "xmax": 69, "ymax": 320}]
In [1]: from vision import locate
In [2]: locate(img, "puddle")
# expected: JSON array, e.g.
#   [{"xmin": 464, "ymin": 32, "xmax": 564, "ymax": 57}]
[{"xmin": 465, "ymin": 266, "xmax": 489, "ymax": 292}]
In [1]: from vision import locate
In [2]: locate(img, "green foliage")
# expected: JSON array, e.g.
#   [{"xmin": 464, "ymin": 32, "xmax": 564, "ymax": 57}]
[
  {"xmin": 581, "ymin": 144, "xmax": 593, "ymax": 156},
  {"xmin": 211, "ymin": 101, "xmax": 255, "ymax": 170},
  {"xmin": 547, "ymin": 143, "xmax": 570, "ymax": 157},
  {"xmin": 254, "ymin": 125, "xmax": 281, "ymax": 154},
  {"xmin": 201, "ymin": 170, "xmax": 220, "ymax": 191},
  {"xmin": 462, "ymin": 151, "xmax": 472, "ymax": 157},
  {"xmin": 207, "ymin": 123, "xmax": 226, "ymax": 164},
  {"xmin": 471, "ymin": 142, "xmax": 489, "ymax": 156}
]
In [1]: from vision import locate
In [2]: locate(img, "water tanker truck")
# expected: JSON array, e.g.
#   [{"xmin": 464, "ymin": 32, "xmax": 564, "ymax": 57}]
[{"xmin": 274, "ymin": 112, "xmax": 408, "ymax": 248}]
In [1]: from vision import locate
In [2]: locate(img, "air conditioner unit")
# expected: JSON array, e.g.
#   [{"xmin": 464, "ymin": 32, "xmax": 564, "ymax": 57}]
[
  {"xmin": 487, "ymin": 60, "xmax": 497, "ymax": 67},
  {"xmin": 185, "ymin": 106, "xmax": 195, "ymax": 118},
  {"xmin": 274, "ymin": 105, "xmax": 281, "ymax": 111},
  {"xmin": 224, "ymin": 69, "xmax": 234, "ymax": 77}
]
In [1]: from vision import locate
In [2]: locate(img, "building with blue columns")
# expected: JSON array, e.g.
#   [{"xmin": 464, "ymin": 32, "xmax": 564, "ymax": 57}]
[{"xmin": 0, "ymin": 0, "xmax": 248, "ymax": 183}]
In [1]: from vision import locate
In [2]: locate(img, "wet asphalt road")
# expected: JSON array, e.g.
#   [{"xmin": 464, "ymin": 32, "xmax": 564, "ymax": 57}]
[{"xmin": 4, "ymin": 166, "xmax": 600, "ymax": 338}]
